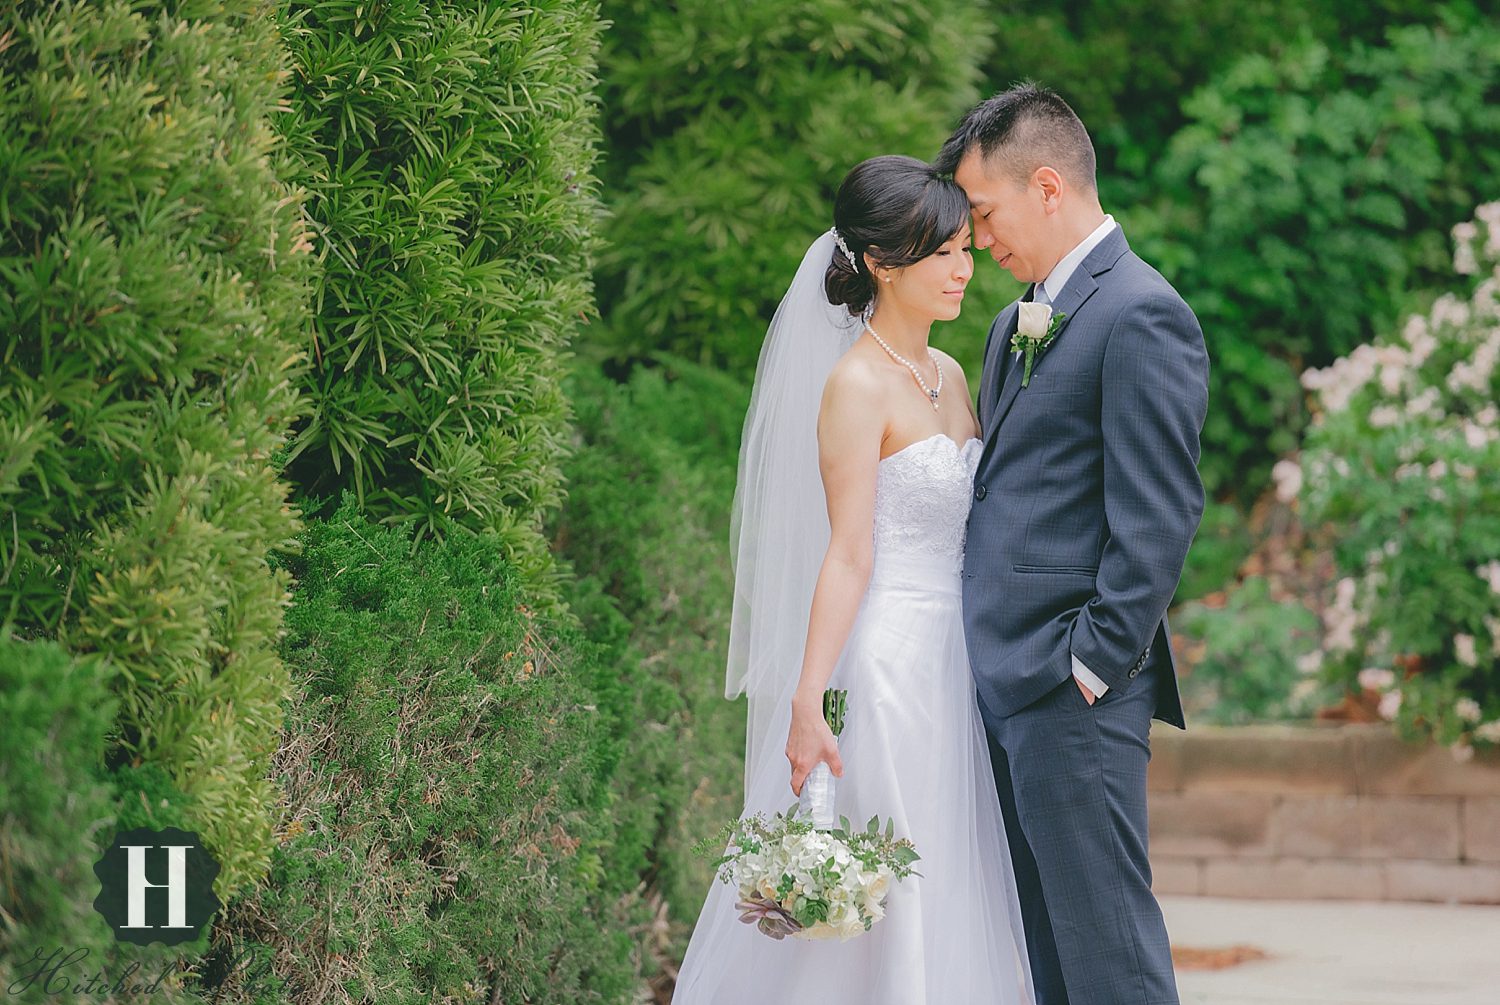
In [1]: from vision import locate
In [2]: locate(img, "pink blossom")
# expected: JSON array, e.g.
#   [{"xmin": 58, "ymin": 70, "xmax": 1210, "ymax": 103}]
[
  {"xmin": 1453, "ymin": 221, "xmax": 1480, "ymax": 276},
  {"xmin": 1271, "ymin": 459, "xmax": 1302, "ymax": 502},
  {"xmin": 1378, "ymin": 690, "xmax": 1402, "ymax": 721}
]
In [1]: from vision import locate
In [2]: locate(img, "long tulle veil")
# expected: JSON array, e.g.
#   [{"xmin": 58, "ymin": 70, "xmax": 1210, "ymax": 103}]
[{"xmin": 726, "ymin": 230, "xmax": 862, "ymax": 793}]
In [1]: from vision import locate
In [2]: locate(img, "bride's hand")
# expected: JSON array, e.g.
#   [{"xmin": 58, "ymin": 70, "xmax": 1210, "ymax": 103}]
[{"xmin": 786, "ymin": 698, "xmax": 844, "ymax": 796}]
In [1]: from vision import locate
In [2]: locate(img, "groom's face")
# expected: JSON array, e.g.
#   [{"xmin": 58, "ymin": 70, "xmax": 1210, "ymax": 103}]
[{"xmin": 953, "ymin": 151, "xmax": 1050, "ymax": 284}]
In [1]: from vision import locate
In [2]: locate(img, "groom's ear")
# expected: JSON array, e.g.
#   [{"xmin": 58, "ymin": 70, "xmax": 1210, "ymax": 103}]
[{"xmin": 1033, "ymin": 166, "xmax": 1064, "ymax": 212}]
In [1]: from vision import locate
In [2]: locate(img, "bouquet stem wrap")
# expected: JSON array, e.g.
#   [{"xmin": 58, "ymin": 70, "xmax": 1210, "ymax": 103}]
[
  {"xmin": 798, "ymin": 689, "xmax": 847, "ymax": 830},
  {"xmin": 799, "ymin": 762, "xmax": 835, "ymax": 829}
]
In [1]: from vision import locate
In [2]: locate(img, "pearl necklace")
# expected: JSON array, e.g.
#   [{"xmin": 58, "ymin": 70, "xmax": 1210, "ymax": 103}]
[{"xmin": 863, "ymin": 320, "xmax": 942, "ymax": 410}]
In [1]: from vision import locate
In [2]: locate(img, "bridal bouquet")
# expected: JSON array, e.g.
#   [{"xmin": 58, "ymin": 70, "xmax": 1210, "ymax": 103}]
[
  {"xmin": 696, "ymin": 689, "xmax": 920, "ymax": 941},
  {"xmin": 703, "ymin": 808, "xmax": 921, "ymax": 941}
]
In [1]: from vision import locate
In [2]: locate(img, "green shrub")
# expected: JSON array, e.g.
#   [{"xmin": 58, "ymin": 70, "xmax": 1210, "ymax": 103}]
[
  {"xmin": 554, "ymin": 359, "xmax": 751, "ymax": 945},
  {"xmin": 205, "ymin": 499, "xmax": 636, "ymax": 1004},
  {"xmin": 1135, "ymin": 14, "xmax": 1500, "ymax": 496},
  {"xmin": 594, "ymin": 0, "xmax": 1006, "ymax": 373},
  {"xmin": 0, "ymin": 638, "xmax": 119, "ymax": 992},
  {"xmin": 1176, "ymin": 499, "xmax": 1257, "ymax": 605},
  {"xmin": 1296, "ymin": 202, "xmax": 1500, "ymax": 753},
  {"xmin": 1174, "ymin": 578, "xmax": 1329, "ymax": 724},
  {"xmin": 0, "ymin": 638, "xmax": 214, "ymax": 1005},
  {"xmin": 275, "ymin": 0, "xmax": 603, "ymax": 592},
  {"xmin": 0, "ymin": 0, "xmax": 312, "ymax": 899}
]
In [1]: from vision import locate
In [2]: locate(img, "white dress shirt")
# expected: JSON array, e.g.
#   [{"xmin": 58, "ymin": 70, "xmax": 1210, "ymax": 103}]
[{"xmin": 1031, "ymin": 215, "xmax": 1118, "ymax": 700}]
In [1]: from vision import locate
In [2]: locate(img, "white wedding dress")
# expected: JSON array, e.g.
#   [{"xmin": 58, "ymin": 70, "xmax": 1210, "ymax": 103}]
[{"xmin": 672, "ymin": 432, "xmax": 1034, "ymax": 1005}]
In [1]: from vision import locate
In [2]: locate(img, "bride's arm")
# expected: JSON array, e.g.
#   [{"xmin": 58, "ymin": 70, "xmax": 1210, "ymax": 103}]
[{"xmin": 786, "ymin": 362, "xmax": 883, "ymax": 796}]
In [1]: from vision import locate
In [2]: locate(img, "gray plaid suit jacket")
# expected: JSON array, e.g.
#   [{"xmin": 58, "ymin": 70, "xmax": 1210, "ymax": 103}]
[{"xmin": 961, "ymin": 226, "xmax": 1209, "ymax": 727}]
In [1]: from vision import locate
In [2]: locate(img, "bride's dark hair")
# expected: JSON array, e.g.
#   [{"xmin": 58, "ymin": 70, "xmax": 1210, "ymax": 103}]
[{"xmin": 824, "ymin": 155, "xmax": 971, "ymax": 316}]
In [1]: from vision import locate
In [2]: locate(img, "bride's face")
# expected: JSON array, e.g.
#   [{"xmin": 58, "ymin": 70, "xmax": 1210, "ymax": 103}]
[{"xmin": 880, "ymin": 227, "xmax": 973, "ymax": 322}]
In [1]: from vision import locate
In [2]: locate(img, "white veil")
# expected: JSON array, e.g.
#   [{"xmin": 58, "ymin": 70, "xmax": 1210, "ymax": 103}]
[{"xmin": 726, "ymin": 230, "xmax": 862, "ymax": 794}]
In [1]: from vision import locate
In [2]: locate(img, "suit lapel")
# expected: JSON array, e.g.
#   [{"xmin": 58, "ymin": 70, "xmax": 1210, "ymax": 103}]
[
  {"xmin": 985, "ymin": 228, "xmax": 1132, "ymax": 437},
  {"xmin": 979, "ymin": 301, "xmax": 1019, "ymax": 433}
]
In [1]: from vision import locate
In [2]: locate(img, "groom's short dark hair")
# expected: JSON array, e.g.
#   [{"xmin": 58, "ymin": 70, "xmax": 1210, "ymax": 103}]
[{"xmin": 935, "ymin": 83, "xmax": 1097, "ymax": 193}]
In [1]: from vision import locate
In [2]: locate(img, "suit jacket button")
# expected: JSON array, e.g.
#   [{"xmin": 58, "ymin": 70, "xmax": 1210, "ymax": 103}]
[
  {"xmin": 974, "ymin": 484, "xmax": 987, "ymax": 500},
  {"xmin": 1128, "ymin": 667, "xmax": 1140, "ymax": 678}
]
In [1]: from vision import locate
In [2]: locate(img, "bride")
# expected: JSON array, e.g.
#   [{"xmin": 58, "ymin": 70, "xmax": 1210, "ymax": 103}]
[{"xmin": 671, "ymin": 156, "xmax": 1034, "ymax": 1004}]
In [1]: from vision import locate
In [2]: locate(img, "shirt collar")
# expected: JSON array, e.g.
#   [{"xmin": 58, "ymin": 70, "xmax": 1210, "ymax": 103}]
[{"xmin": 1041, "ymin": 214, "xmax": 1116, "ymax": 303}]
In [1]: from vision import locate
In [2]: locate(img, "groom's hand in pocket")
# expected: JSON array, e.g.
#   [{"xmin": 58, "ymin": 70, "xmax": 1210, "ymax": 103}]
[{"xmin": 1074, "ymin": 675, "xmax": 1098, "ymax": 706}]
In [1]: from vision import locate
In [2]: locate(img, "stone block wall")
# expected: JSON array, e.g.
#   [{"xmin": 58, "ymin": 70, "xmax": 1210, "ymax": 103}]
[{"xmin": 1148, "ymin": 724, "xmax": 1500, "ymax": 903}]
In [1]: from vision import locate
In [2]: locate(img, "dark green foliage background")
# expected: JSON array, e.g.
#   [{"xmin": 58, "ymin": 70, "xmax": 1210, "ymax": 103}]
[
  {"xmin": 1134, "ymin": 15, "xmax": 1500, "ymax": 495},
  {"xmin": 592, "ymin": 0, "xmax": 1010, "ymax": 373},
  {"xmin": 555, "ymin": 359, "xmax": 752, "ymax": 931}
]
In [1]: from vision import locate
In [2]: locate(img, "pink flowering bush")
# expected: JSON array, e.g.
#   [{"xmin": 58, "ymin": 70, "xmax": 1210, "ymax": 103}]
[{"xmin": 1295, "ymin": 203, "xmax": 1500, "ymax": 755}]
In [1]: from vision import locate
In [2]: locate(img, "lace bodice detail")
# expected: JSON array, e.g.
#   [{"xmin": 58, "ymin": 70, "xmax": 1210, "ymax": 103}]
[{"xmin": 873, "ymin": 434, "xmax": 982, "ymax": 561}]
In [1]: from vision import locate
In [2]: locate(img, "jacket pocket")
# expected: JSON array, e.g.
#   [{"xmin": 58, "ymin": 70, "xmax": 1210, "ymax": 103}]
[{"xmin": 1012, "ymin": 563, "xmax": 1099, "ymax": 576}]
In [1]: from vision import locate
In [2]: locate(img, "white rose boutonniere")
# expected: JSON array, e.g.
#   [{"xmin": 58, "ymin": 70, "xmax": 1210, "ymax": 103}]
[{"xmin": 1011, "ymin": 301, "xmax": 1067, "ymax": 388}]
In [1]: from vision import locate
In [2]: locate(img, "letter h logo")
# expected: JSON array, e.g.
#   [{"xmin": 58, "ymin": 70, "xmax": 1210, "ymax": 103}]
[{"xmin": 93, "ymin": 827, "xmax": 222, "ymax": 946}]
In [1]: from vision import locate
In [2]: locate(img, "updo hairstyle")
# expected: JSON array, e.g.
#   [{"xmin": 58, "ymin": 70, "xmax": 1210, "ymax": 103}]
[{"xmin": 824, "ymin": 155, "xmax": 971, "ymax": 317}]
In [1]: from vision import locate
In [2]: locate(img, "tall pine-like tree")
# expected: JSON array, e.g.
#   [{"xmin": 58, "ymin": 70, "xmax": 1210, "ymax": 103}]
[
  {"xmin": 275, "ymin": 0, "xmax": 603, "ymax": 592},
  {"xmin": 0, "ymin": 0, "xmax": 312, "ymax": 903}
]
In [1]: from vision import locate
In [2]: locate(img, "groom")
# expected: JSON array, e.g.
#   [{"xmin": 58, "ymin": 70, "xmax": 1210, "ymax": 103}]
[{"xmin": 939, "ymin": 85, "xmax": 1209, "ymax": 1005}]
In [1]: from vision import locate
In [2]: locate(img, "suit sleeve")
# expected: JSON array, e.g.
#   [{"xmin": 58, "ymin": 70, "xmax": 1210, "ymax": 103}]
[{"xmin": 1068, "ymin": 292, "xmax": 1208, "ymax": 692}]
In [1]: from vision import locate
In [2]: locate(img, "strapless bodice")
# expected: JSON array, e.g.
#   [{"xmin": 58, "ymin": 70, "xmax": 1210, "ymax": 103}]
[{"xmin": 872, "ymin": 433, "xmax": 982, "ymax": 565}]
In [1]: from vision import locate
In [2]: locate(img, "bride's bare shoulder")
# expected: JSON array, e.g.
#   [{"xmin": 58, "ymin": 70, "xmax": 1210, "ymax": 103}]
[
  {"xmin": 824, "ymin": 342, "xmax": 896, "ymax": 399},
  {"xmin": 819, "ymin": 345, "xmax": 893, "ymax": 430}
]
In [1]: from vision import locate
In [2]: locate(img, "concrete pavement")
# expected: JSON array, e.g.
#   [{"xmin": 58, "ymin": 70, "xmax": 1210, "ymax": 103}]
[{"xmin": 1161, "ymin": 895, "xmax": 1500, "ymax": 1004}]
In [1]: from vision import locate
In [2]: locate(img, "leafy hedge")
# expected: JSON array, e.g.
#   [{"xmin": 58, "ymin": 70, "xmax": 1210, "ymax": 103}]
[
  {"xmin": 983, "ymin": 0, "xmax": 1460, "ymax": 191},
  {"xmin": 0, "ymin": 638, "xmax": 118, "ymax": 995},
  {"xmin": 204, "ymin": 502, "xmax": 638, "ymax": 1004},
  {"xmin": 0, "ymin": 0, "xmax": 312, "ymax": 899},
  {"xmin": 593, "ymin": 0, "xmax": 1004, "ymax": 373},
  {"xmin": 1133, "ymin": 13, "xmax": 1500, "ymax": 495},
  {"xmin": 554, "ymin": 359, "xmax": 752, "ymax": 949},
  {"xmin": 276, "ymin": 0, "xmax": 602, "ymax": 590}
]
